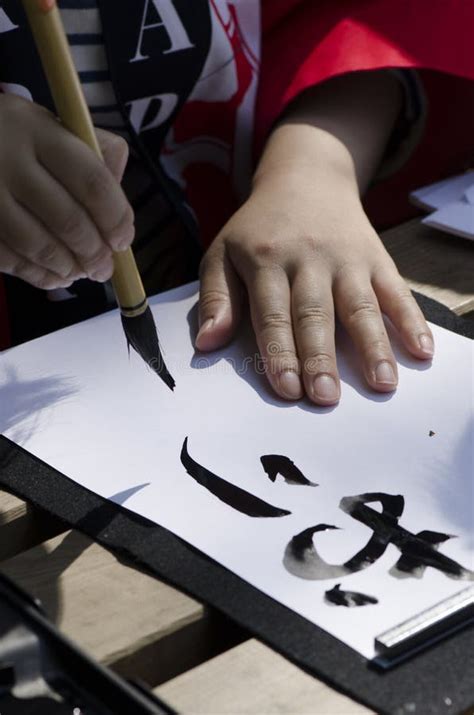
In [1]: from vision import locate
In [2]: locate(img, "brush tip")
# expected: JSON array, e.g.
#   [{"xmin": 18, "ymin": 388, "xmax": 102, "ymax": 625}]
[{"xmin": 121, "ymin": 307, "xmax": 175, "ymax": 390}]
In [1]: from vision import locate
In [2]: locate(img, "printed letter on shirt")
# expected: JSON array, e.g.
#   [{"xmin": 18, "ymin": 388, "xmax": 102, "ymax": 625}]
[
  {"xmin": 130, "ymin": 0, "xmax": 195, "ymax": 63},
  {"xmin": 127, "ymin": 93, "xmax": 178, "ymax": 133}
]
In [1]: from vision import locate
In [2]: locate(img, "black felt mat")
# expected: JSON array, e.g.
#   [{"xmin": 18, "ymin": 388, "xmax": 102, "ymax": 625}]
[{"xmin": 1, "ymin": 292, "xmax": 473, "ymax": 715}]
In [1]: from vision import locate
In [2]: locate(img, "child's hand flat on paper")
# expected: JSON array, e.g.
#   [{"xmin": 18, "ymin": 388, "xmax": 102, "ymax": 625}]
[
  {"xmin": 196, "ymin": 71, "xmax": 434, "ymax": 405},
  {"xmin": 0, "ymin": 94, "xmax": 134, "ymax": 290}
]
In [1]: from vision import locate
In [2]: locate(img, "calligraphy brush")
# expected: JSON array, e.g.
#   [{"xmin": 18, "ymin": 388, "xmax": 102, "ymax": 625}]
[{"xmin": 21, "ymin": 0, "xmax": 175, "ymax": 390}]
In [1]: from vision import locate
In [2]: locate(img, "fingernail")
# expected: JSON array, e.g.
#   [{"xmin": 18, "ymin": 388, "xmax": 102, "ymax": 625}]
[
  {"xmin": 311, "ymin": 373, "xmax": 339, "ymax": 403},
  {"xmin": 110, "ymin": 227, "xmax": 134, "ymax": 252},
  {"xmin": 418, "ymin": 333, "xmax": 434, "ymax": 356},
  {"xmin": 375, "ymin": 361, "xmax": 397, "ymax": 386},
  {"xmin": 278, "ymin": 370, "xmax": 302, "ymax": 400},
  {"xmin": 89, "ymin": 266, "xmax": 113, "ymax": 283},
  {"xmin": 196, "ymin": 318, "xmax": 214, "ymax": 343}
]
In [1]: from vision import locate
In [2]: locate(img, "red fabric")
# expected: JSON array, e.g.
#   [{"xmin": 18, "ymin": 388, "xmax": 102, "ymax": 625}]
[
  {"xmin": 0, "ymin": 276, "xmax": 11, "ymax": 350},
  {"xmin": 258, "ymin": 0, "xmax": 474, "ymax": 144},
  {"xmin": 258, "ymin": 0, "xmax": 474, "ymax": 226}
]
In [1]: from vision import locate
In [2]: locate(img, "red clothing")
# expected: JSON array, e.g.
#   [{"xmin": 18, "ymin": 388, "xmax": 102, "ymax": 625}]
[
  {"xmin": 161, "ymin": 0, "xmax": 474, "ymax": 248},
  {"xmin": 258, "ymin": 0, "xmax": 474, "ymax": 225}
]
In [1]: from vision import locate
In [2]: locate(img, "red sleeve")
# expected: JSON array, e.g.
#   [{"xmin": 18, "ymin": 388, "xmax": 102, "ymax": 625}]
[
  {"xmin": 257, "ymin": 0, "xmax": 474, "ymax": 227},
  {"xmin": 257, "ymin": 0, "xmax": 474, "ymax": 145}
]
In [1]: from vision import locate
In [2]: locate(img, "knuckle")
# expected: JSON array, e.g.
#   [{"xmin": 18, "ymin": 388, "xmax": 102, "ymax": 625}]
[
  {"xmin": 81, "ymin": 247, "xmax": 112, "ymax": 270},
  {"xmin": 266, "ymin": 342, "xmax": 295, "ymax": 359},
  {"xmin": 102, "ymin": 130, "xmax": 128, "ymax": 156},
  {"xmin": 12, "ymin": 256, "xmax": 33, "ymax": 277},
  {"xmin": 391, "ymin": 286, "xmax": 416, "ymax": 308},
  {"xmin": 83, "ymin": 165, "xmax": 109, "ymax": 201},
  {"xmin": 57, "ymin": 208, "xmax": 85, "ymax": 242},
  {"xmin": 298, "ymin": 234, "xmax": 321, "ymax": 254},
  {"xmin": 253, "ymin": 241, "xmax": 281, "ymax": 263},
  {"xmin": 346, "ymin": 299, "xmax": 379, "ymax": 323},
  {"xmin": 15, "ymin": 260, "xmax": 49, "ymax": 288},
  {"xmin": 294, "ymin": 304, "xmax": 332, "ymax": 330},
  {"xmin": 199, "ymin": 288, "xmax": 229, "ymax": 312},
  {"xmin": 33, "ymin": 241, "xmax": 61, "ymax": 266},
  {"xmin": 258, "ymin": 311, "xmax": 292, "ymax": 333},
  {"xmin": 64, "ymin": 265, "xmax": 83, "ymax": 280}
]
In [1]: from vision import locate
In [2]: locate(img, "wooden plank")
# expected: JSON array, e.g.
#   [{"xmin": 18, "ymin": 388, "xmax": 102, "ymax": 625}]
[
  {"xmin": 381, "ymin": 219, "xmax": 474, "ymax": 315},
  {"xmin": 0, "ymin": 489, "xmax": 64, "ymax": 560},
  {"xmin": 156, "ymin": 638, "xmax": 372, "ymax": 715},
  {"xmin": 0, "ymin": 530, "xmax": 243, "ymax": 683}
]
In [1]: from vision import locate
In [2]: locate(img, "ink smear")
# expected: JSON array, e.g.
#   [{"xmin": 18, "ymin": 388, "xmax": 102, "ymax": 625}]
[
  {"xmin": 284, "ymin": 493, "xmax": 474, "ymax": 581},
  {"xmin": 260, "ymin": 455, "xmax": 317, "ymax": 486},
  {"xmin": 283, "ymin": 524, "xmax": 349, "ymax": 580},
  {"xmin": 340, "ymin": 493, "xmax": 474, "ymax": 581},
  {"xmin": 181, "ymin": 438, "xmax": 291, "ymax": 518},
  {"xmin": 324, "ymin": 583, "xmax": 378, "ymax": 607},
  {"xmin": 390, "ymin": 531, "xmax": 456, "ymax": 579}
]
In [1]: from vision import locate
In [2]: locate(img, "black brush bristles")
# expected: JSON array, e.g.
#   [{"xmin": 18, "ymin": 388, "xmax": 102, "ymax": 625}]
[{"xmin": 121, "ymin": 307, "xmax": 175, "ymax": 390}]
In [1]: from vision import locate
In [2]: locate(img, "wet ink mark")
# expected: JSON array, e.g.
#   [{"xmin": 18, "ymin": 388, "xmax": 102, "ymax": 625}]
[
  {"xmin": 340, "ymin": 493, "xmax": 473, "ymax": 581},
  {"xmin": 181, "ymin": 438, "xmax": 291, "ymax": 518},
  {"xmin": 389, "ymin": 531, "xmax": 456, "ymax": 579},
  {"xmin": 260, "ymin": 455, "xmax": 318, "ymax": 486},
  {"xmin": 283, "ymin": 493, "xmax": 473, "ymax": 581},
  {"xmin": 324, "ymin": 583, "xmax": 378, "ymax": 607},
  {"xmin": 283, "ymin": 524, "xmax": 346, "ymax": 579},
  {"xmin": 284, "ymin": 493, "xmax": 404, "ymax": 580},
  {"xmin": 122, "ymin": 309, "xmax": 176, "ymax": 390}
]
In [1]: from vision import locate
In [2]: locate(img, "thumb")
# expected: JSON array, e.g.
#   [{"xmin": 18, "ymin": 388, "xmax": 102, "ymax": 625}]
[
  {"xmin": 96, "ymin": 128, "xmax": 129, "ymax": 182},
  {"xmin": 196, "ymin": 244, "xmax": 242, "ymax": 351}
]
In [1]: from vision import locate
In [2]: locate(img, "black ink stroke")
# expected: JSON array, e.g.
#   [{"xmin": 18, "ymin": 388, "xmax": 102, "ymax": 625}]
[
  {"xmin": 181, "ymin": 438, "xmax": 291, "ymax": 518},
  {"xmin": 342, "ymin": 493, "xmax": 405, "ymax": 573},
  {"xmin": 340, "ymin": 493, "xmax": 474, "ymax": 581},
  {"xmin": 390, "ymin": 531, "xmax": 456, "ymax": 579},
  {"xmin": 283, "ymin": 524, "xmax": 349, "ymax": 579},
  {"xmin": 283, "ymin": 494, "xmax": 404, "ymax": 580},
  {"xmin": 260, "ymin": 455, "xmax": 318, "ymax": 486},
  {"xmin": 283, "ymin": 493, "xmax": 473, "ymax": 581},
  {"xmin": 324, "ymin": 583, "xmax": 378, "ymax": 607}
]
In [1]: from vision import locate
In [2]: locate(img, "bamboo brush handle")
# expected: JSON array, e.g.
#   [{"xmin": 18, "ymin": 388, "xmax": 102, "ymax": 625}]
[{"xmin": 21, "ymin": 0, "xmax": 146, "ymax": 313}]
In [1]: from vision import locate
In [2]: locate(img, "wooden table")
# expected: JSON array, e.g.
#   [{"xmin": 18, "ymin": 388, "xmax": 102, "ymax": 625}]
[{"xmin": 1, "ymin": 219, "xmax": 472, "ymax": 714}]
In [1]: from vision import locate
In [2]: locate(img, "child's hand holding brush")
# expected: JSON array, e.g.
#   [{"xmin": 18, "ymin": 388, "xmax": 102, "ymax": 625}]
[{"xmin": 0, "ymin": 92, "xmax": 134, "ymax": 290}]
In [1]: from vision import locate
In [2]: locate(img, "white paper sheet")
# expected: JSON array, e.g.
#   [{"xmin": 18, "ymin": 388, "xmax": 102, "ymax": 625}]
[
  {"xmin": 1, "ymin": 282, "xmax": 473, "ymax": 659},
  {"xmin": 423, "ymin": 199, "xmax": 474, "ymax": 241},
  {"xmin": 410, "ymin": 171, "xmax": 474, "ymax": 211},
  {"xmin": 410, "ymin": 172, "xmax": 474, "ymax": 241}
]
